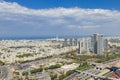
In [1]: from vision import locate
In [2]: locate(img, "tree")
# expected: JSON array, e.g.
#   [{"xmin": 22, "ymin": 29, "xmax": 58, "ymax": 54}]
[
  {"xmin": 50, "ymin": 73, "xmax": 57, "ymax": 80},
  {"xmin": 30, "ymin": 68, "xmax": 43, "ymax": 74},
  {"xmin": 0, "ymin": 60, "xmax": 5, "ymax": 65},
  {"xmin": 66, "ymin": 70, "xmax": 74, "ymax": 76},
  {"xmin": 104, "ymin": 51, "xmax": 111, "ymax": 58},
  {"xmin": 13, "ymin": 71, "xmax": 20, "ymax": 75},
  {"xmin": 22, "ymin": 71, "xmax": 29, "ymax": 76},
  {"xmin": 48, "ymin": 63, "xmax": 61, "ymax": 69}
]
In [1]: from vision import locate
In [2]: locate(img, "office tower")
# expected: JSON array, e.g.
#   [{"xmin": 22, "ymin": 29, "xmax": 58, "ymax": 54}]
[
  {"xmin": 91, "ymin": 34, "xmax": 98, "ymax": 54},
  {"xmin": 69, "ymin": 38, "xmax": 73, "ymax": 46},
  {"xmin": 104, "ymin": 39, "xmax": 109, "ymax": 51},
  {"xmin": 91, "ymin": 33, "xmax": 104, "ymax": 54},
  {"xmin": 74, "ymin": 38, "xmax": 78, "ymax": 46},
  {"xmin": 78, "ymin": 38, "xmax": 91, "ymax": 54},
  {"xmin": 64, "ymin": 38, "xmax": 68, "ymax": 46},
  {"xmin": 78, "ymin": 39, "xmax": 84, "ymax": 54},
  {"xmin": 64, "ymin": 38, "xmax": 78, "ymax": 46},
  {"xmin": 97, "ymin": 34, "xmax": 104, "ymax": 54},
  {"xmin": 84, "ymin": 38, "xmax": 90, "ymax": 53}
]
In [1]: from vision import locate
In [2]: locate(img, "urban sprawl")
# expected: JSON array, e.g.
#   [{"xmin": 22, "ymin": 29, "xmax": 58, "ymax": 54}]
[{"xmin": 0, "ymin": 33, "xmax": 120, "ymax": 80}]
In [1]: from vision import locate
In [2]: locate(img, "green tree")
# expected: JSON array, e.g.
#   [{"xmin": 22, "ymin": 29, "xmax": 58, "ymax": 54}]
[{"xmin": 22, "ymin": 71, "xmax": 29, "ymax": 76}]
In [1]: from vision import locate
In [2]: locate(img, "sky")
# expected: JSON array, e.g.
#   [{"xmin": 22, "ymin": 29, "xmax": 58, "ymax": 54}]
[{"xmin": 0, "ymin": 0, "xmax": 120, "ymax": 38}]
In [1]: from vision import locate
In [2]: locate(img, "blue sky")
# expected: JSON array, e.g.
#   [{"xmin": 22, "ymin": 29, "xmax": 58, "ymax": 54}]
[
  {"xmin": 0, "ymin": 0, "xmax": 120, "ymax": 37},
  {"xmin": 5, "ymin": 0, "xmax": 120, "ymax": 10}
]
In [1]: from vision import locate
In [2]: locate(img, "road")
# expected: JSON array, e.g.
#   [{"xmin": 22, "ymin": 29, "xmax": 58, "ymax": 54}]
[
  {"xmin": 65, "ymin": 58, "xmax": 120, "ymax": 80},
  {"xmin": 0, "ymin": 65, "xmax": 13, "ymax": 80},
  {"xmin": 0, "ymin": 66, "xmax": 8, "ymax": 80}
]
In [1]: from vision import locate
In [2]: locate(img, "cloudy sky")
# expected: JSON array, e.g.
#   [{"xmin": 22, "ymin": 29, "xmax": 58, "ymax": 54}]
[{"xmin": 0, "ymin": 0, "xmax": 120, "ymax": 38}]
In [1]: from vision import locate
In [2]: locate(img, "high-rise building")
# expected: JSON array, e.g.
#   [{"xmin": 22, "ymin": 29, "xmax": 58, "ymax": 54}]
[
  {"xmin": 91, "ymin": 33, "xmax": 104, "ymax": 54},
  {"xmin": 69, "ymin": 38, "xmax": 73, "ymax": 46},
  {"xmin": 74, "ymin": 38, "xmax": 78, "ymax": 46},
  {"xmin": 78, "ymin": 38, "xmax": 91, "ymax": 54},
  {"xmin": 97, "ymin": 34, "xmax": 104, "ymax": 54},
  {"xmin": 64, "ymin": 38, "xmax": 78, "ymax": 46},
  {"xmin": 104, "ymin": 39, "xmax": 109, "ymax": 51},
  {"xmin": 78, "ymin": 39, "xmax": 84, "ymax": 54},
  {"xmin": 91, "ymin": 33, "xmax": 98, "ymax": 54},
  {"xmin": 64, "ymin": 38, "xmax": 68, "ymax": 46}
]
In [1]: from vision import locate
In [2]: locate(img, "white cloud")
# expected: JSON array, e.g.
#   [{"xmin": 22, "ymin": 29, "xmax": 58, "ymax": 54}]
[{"xmin": 0, "ymin": 1, "xmax": 120, "ymax": 37}]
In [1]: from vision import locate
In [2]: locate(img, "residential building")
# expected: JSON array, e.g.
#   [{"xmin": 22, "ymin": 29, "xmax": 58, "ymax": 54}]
[{"xmin": 91, "ymin": 33, "xmax": 104, "ymax": 55}]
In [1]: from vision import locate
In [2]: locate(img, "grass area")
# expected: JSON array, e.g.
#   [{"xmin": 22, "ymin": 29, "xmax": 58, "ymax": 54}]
[
  {"xmin": 30, "ymin": 68, "xmax": 43, "ymax": 74},
  {"xmin": 48, "ymin": 63, "xmax": 61, "ymax": 69},
  {"xmin": 76, "ymin": 61, "xmax": 90, "ymax": 70},
  {"xmin": 22, "ymin": 71, "xmax": 29, "ymax": 76},
  {"xmin": 76, "ymin": 64, "xmax": 90, "ymax": 70},
  {"xmin": 95, "ymin": 53, "xmax": 120, "ymax": 63},
  {"xmin": 95, "ymin": 58, "xmax": 110, "ymax": 63},
  {"xmin": 57, "ymin": 70, "xmax": 75, "ymax": 80},
  {"xmin": 0, "ymin": 60, "xmax": 5, "ymax": 65}
]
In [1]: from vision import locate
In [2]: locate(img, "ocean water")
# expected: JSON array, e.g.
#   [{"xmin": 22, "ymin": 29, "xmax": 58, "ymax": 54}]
[
  {"xmin": 0, "ymin": 36, "xmax": 54, "ymax": 40},
  {"xmin": 0, "ymin": 35, "xmax": 90, "ymax": 40}
]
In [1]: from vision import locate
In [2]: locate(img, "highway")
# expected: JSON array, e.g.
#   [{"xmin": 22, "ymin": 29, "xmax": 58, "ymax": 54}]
[
  {"xmin": 76, "ymin": 70, "xmax": 118, "ymax": 80},
  {"xmin": 65, "ymin": 58, "xmax": 120, "ymax": 80}
]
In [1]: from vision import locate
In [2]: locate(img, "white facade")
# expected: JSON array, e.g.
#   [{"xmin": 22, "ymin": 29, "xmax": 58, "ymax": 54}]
[
  {"xmin": 91, "ymin": 33, "xmax": 104, "ymax": 55},
  {"xmin": 78, "ymin": 38, "xmax": 91, "ymax": 54}
]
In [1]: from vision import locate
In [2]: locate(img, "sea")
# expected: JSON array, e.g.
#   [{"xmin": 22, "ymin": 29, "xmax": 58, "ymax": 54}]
[{"xmin": 0, "ymin": 35, "xmax": 90, "ymax": 40}]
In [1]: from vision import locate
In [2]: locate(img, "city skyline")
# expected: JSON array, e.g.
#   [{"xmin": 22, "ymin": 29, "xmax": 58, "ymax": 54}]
[
  {"xmin": 0, "ymin": 0, "xmax": 120, "ymax": 37},
  {"xmin": 1, "ymin": 1, "xmax": 120, "ymax": 79}
]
